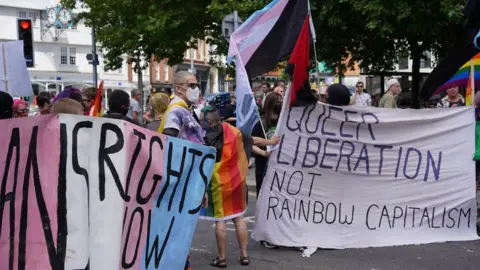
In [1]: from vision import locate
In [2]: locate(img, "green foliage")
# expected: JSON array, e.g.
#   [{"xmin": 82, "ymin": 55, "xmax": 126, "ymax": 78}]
[
  {"xmin": 62, "ymin": 0, "xmax": 216, "ymax": 71},
  {"xmin": 311, "ymin": 0, "xmax": 465, "ymax": 73}
]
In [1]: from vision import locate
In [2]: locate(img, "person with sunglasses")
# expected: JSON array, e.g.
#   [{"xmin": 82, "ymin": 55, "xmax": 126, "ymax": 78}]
[
  {"xmin": 103, "ymin": 90, "xmax": 138, "ymax": 125},
  {"xmin": 349, "ymin": 81, "xmax": 371, "ymax": 106},
  {"xmin": 157, "ymin": 70, "xmax": 207, "ymax": 270}
]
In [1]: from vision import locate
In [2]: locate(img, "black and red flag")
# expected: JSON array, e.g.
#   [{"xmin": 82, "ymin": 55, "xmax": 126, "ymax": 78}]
[{"xmin": 285, "ymin": 15, "xmax": 317, "ymax": 107}]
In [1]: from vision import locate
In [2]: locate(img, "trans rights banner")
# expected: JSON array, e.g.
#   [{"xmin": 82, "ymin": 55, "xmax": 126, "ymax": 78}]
[
  {"xmin": 0, "ymin": 114, "xmax": 216, "ymax": 269},
  {"xmin": 252, "ymin": 104, "xmax": 479, "ymax": 248}
]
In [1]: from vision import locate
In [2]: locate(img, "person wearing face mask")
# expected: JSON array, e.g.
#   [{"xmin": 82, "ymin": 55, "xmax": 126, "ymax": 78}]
[
  {"xmin": 199, "ymin": 105, "xmax": 280, "ymax": 268},
  {"xmin": 157, "ymin": 71, "xmax": 207, "ymax": 270},
  {"xmin": 103, "ymin": 90, "xmax": 139, "ymax": 125}
]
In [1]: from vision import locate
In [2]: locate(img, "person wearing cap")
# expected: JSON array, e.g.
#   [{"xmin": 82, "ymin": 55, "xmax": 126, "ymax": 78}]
[{"xmin": 379, "ymin": 79, "xmax": 401, "ymax": 108}]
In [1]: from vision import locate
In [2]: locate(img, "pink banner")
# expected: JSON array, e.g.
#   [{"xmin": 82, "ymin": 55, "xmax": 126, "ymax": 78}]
[
  {"xmin": 0, "ymin": 115, "xmax": 61, "ymax": 270},
  {"xmin": 120, "ymin": 123, "xmax": 166, "ymax": 270}
]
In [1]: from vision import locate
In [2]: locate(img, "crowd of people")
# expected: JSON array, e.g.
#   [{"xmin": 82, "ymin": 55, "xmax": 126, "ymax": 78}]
[{"xmin": 1, "ymin": 72, "xmax": 479, "ymax": 269}]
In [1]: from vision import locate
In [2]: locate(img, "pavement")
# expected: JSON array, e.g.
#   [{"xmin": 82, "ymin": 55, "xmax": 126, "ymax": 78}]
[{"xmin": 191, "ymin": 168, "xmax": 480, "ymax": 270}]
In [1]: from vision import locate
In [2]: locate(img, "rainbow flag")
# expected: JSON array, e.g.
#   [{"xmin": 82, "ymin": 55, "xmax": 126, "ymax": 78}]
[
  {"xmin": 435, "ymin": 53, "xmax": 480, "ymax": 95},
  {"xmin": 466, "ymin": 65, "xmax": 473, "ymax": 106},
  {"xmin": 89, "ymin": 80, "xmax": 104, "ymax": 116},
  {"xmin": 200, "ymin": 122, "xmax": 248, "ymax": 221}
]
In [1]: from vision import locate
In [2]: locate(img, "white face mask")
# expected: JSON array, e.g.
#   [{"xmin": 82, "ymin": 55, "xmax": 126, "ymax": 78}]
[{"xmin": 186, "ymin": 86, "xmax": 200, "ymax": 103}]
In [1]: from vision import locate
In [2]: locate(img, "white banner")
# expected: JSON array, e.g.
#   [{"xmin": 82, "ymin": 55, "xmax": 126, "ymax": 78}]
[{"xmin": 252, "ymin": 104, "xmax": 479, "ymax": 248}]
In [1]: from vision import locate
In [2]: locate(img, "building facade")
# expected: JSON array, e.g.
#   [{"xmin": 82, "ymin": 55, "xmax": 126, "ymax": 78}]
[
  {"xmin": 0, "ymin": 1, "xmax": 134, "ymax": 96},
  {"xmin": 144, "ymin": 40, "xmax": 227, "ymax": 96}
]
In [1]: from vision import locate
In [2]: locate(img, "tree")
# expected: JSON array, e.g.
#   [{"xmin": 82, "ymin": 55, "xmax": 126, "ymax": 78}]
[
  {"xmin": 312, "ymin": 0, "xmax": 465, "ymax": 108},
  {"xmin": 62, "ymin": 0, "xmax": 216, "ymax": 71}
]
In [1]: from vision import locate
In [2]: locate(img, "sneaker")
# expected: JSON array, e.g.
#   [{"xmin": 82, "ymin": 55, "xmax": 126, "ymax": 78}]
[{"xmin": 261, "ymin": 241, "xmax": 279, "ymax": 249}]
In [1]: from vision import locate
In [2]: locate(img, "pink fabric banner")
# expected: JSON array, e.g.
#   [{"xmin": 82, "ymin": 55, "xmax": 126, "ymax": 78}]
[{"xmin": 0, "ymin": 115, "xmax": 61, "ymax": 270}]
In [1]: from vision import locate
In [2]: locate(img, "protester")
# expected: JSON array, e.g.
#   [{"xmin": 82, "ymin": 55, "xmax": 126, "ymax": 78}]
[
  {"xmin": 53, "ymin": 87, "xmax": 83, "ymax": 104},
  {"xmin": 36, "ymin": 92, "xmax": 52, "ymax": 115},
  {"xmin": 251, "ymin": 92, "xmax": 282, "ymax": 249},
  {"xmin": 82, "ymin": 87, "xmax": 97, "ymax": 115},
  {"xmin": 379, "ymin": 79, "xmax": 401, "ymax": 108},
  {"xmin": 104, "ymin": 90, "xmax": 138, "ymax": 125},
  {"xmin": 127, "ymin": 89, "xmax": 142, "ymax": 124},
  {"xmin": 157, "ymin": 70, "xmax": 207, "ymax": 270},
  {"xmin": 200, "ymin": 105, "xmax": 280, "ymax": 267},
  {"xmin": 436, "ymin": 86, "xmax": 465, "ymax": 108},
  {"xmin": 371, "ymin": 88, "xmax": 381, "ymax": 107},
  {"xmin": 396, "ymin": 92, "xmax": 412, "ymax": 109},
  {"xmin": 350, "ymin": 81, "xmax": 371, "ymax": 106},
  {"xmin": 143, "ymin": 92, "xmax": 170, "ymax": 131},
  {"xmin": 51, "ymin": 98, "xmax": 85, "ymax": 115},
  {"xmin": 13, "ymin": 99, "xmax": 29, "ymax": 118},
  {"xmin": 319, "ymin": 87, "xmax": 328, "ymax": 103},
  {"xmin": 326, "ymin": 83, "xmax": 351, "ymax": 106},
  {"xmin": 0, "ymin": 91, "xmax": 14, "ymax": 119},
  {"xmin": 225, "ymin": 92, "xmax": 236, "ymax": 127}
]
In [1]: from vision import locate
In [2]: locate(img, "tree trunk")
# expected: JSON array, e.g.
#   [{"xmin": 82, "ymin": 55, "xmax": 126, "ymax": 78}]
[{"xmin": 410, "ymin": 42, "xmax": 421, "ymax": 109}]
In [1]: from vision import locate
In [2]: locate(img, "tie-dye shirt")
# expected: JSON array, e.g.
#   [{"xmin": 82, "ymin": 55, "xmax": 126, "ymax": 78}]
[{"xmin": 163, "ymin": 97, "xmax": 204, "ymax": 144}]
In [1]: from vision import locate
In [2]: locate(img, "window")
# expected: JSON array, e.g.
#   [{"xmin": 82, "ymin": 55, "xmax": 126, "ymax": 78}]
[
  {"xmin": 155, "ymin": 64, "xmax": 160, "ymax": 80},
  {"xmin": 420, "ymin": 51, "xmax": 432, "ymax": 69},
  {"xmin": 69, "ymin": 48, "xmax": 76, "ymax": 65},
  {"xmin": 28, "ymin": 12, "xmax": 37, "ymax": 26},
  {"xmin": 198, "ymin": 41, "xmax": 203, "ymax": 61},
  {"xmin": 18, "ymin": 11, "xmax": 27, "ymax": 18},
  {"xmin": 60, "ymin": 47, "xmax": 76, "ymax": 65},
  {"xmin": 164, "ymin": 62, "xmax": 169, "ymax": 81},
  {"xmin": 60, "ymin": 47, "xmax": 68, "ymax": 65}
]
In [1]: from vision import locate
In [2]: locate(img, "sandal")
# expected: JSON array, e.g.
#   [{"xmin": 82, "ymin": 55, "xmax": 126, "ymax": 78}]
[
  {"xmin": 240, "ymin": 256, "xmax": 250, "ymax": 266},
  {"xmin": 210, "ymin": 257, "xmax": 227, "ymax": 268}
]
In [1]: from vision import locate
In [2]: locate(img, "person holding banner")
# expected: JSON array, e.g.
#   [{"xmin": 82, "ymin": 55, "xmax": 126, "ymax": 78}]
[{"xmin": 158, "ymin": 70, "xmax": 207, "ymax": 270}]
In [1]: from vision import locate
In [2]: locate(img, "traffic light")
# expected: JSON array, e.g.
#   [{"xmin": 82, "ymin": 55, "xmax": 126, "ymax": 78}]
[{"xmin": 17, "ymin": 19, "xmax": 34, "ymax": 68}]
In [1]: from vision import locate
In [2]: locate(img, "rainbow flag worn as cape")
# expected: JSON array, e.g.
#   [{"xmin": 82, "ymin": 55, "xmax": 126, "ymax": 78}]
[
  {"xmin": 200, "ymin": 122, "xmax": 248, "ymax": 221},
  {"xmin": 435, "ymin": 53, "xmax": 480, "ymax": 95}
]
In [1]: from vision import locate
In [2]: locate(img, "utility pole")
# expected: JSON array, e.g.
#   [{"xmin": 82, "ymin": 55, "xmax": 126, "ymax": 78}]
[
  {"xmin": 91, "ymin": 26, "xmax": 98, "ymax": 88},
  {"xmin": 137, "ymin": 56, "xmax": 144, "ymax": 121},
  {"xmin": 190, "ymin": 48, "xmax": 194, "ymax": 74}
]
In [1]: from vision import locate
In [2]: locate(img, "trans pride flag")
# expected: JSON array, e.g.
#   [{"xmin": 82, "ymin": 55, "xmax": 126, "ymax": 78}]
[{"xmin": 227, "ymin": 0, "xmax": 309, "ymax": 135}]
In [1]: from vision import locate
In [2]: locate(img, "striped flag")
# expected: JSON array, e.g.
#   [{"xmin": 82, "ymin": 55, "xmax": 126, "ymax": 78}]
[
  {"xmin": 89, "ymin": 80, "xmax": 104, "ymax": 116},
  {"xmin": 227, "ymin": 0, "xmax": 310, "ymax": 135}
]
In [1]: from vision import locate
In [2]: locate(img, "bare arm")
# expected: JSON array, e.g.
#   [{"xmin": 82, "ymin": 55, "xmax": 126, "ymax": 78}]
[{"xmin": 252, "ymin": 145, "xmax": 269, "ymax": 157}]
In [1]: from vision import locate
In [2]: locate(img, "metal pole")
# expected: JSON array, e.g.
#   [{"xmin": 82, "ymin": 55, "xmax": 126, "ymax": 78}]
[
  {"xmin": 190, "ymin": 48, "xmax": 194, "ymax": 74},
  {"xmin": 137, "ymin": 67, "xmax": 144, "ymax": 121},
  {"xmin": 91, "ymin": 26, "xmax": 98, "ymax": 87},
  {"xmin": 233, "ymin": 10, "xmax": 239, "ymax": 31}
]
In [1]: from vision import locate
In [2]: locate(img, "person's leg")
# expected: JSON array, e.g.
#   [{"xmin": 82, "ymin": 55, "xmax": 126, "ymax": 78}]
[
  {"xmin": 233, "ymin": 217, "xmax": 249, "ymax": 259},
  {"xmin": 211, "ymin": 221, "xmax": 227, "ymax": 267},
  {"xmin": 255, "ymin": 173, "xmax": 263, "ymax": 198}
]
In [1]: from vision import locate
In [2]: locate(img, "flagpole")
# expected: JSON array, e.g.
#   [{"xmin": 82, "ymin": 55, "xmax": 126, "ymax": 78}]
[
  {"xmin": 307, "ymin": 0, "xmax": 320, "ymax": 89},
  {"xmin": 471, "ymin": 59, "xmax": 475, "ymax": 99}
]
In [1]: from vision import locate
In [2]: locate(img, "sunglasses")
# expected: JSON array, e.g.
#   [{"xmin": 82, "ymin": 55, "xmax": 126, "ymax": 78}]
[{"xmin": 181, "ymin": 83, "xmax": 199, "ymax": 88}]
